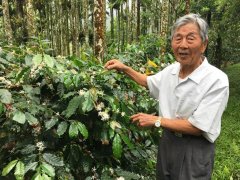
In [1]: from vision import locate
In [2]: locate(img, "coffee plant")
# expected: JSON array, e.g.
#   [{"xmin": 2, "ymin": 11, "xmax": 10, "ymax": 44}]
[{"xmin": 0, "ymin": 43, "xmax": 162, "ymax": 179}]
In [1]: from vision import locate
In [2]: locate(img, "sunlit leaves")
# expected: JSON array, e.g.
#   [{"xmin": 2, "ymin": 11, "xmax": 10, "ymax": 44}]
[
  {"xmin": 32, "ymin": 54, "xmax": 54, "ymax": 68},
  {"xmin": 82, "ymin": 91, "xmax": 94, "ymax": 113},
  {"xmin": 41, "ymin": 162, "xmax": 55, "ymax": 177},
  {"xmin": 57, "ymin": 121, "xmax": 68, "ymax": 136},
  {"xmin": 25, "ymin": 112, "xmax": 39, "ymax": 126},
  {"xmin": 32, "ymin": 54, "xmax": 42, "ymax": 66},
  {"xmin": 0, "ymin": 89, "xmax": 12, "ymax": 104},
  {"xmin": 2, "ymin": 159, "xmax": 18, "ymax": 176},
  {"xmin": 14, "ymin": 161, "xmax": 25, "ymax": 180},
  {"xmin": 13, "ymin": 110, "xmax": 26, "ymax": 124},
  {"xmin": 69, "ymin": 121, "xmax": 88, "ymax": 139},
  {"xmin": 68, "ymin": 121, "xmax": 78, "ymax": 138},
  {"xmin": 43, "ymin": 54, "xmax": 54, "ymax": 68}
]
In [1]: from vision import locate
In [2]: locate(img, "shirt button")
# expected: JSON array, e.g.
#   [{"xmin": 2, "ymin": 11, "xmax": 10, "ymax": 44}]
[{"xmin": 176, "ymin": 114, "xmax": 180, "ymax": 118}]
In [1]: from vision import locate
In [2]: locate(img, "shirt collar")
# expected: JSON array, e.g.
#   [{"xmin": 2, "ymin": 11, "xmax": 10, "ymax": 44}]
[{"xmin": 171, "ymin": 57, "xmax": 209, "ymax": 84}]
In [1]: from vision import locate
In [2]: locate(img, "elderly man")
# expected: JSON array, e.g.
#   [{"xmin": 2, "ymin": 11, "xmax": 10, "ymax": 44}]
[{"xmin": 104, "ymin": 13, "xmax": 229, "ymax": 180}]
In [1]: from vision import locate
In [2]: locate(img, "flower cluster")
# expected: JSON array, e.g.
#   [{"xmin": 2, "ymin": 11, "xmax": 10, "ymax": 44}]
[
  {"xmin": 98, "ymin": 111, "xmax": 110, "ymax": 121},
  {"xmin": 0, "ymin": 77, "xmax": 12, "ymax": 87},
  {"xmin": 78, "ymin": 89, "xmax": 86, "ymax": 96},
  {"xmin": 96, "ymin": 102, "xmax": 105, "ymax": 111},
  {"xmin": 36, "ymin": 141, "xmax": 45, "ymax": 151}
]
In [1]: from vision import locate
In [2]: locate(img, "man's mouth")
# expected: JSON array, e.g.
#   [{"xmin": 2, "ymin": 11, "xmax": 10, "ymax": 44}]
[{"xmin": 178, "ymin": 52, "xmax": 189, "ymax": 58}]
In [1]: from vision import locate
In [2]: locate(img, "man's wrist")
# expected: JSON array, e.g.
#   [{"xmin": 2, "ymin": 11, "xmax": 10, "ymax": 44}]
[{"xmin": 154, "ymin": 117, "xmax": 162, "ymax": 128}]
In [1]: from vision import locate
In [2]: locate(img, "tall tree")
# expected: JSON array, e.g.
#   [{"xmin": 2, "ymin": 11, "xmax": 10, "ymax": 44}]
[
  {"xmin": 136, "ymin": 0, "xmax": 141, "ymax": 40},
  {"xmin": 83, "ymin": 0, "xmax": 90, "ymax": 47},
  {"xmin": 2, "ymin": 0, "xmax": 13, "ymax": 43},
  {"xmin": 94, "ymin": 0, "xmax": 105, "ymax": 62},
  {"xmin": 25, "ymin": 0, "xmax": 37, "ymax": 38}
]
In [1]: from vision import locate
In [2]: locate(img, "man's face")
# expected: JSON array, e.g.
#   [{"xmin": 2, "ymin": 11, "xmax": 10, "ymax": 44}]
[{"xmin": 171, "ymin": 23, "xmax": 207, "ymax": 66}]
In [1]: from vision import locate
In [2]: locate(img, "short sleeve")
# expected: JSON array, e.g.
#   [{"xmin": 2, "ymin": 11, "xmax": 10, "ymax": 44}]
[
  {"xmin": 147, "ymin": 72, "xmax": 162, "ymax": 99},
  {"xmin": 188, "ymin": 85, "xmax": 229, "ymax": 143}
]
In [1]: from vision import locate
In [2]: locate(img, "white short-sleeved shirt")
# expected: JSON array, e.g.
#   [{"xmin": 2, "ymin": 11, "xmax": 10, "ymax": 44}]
[{"xmin": 147, "ymin": 58, "xmax": 229, "ymax": 143}]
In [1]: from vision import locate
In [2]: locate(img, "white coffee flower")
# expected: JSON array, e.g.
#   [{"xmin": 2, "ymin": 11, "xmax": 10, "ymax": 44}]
[
  {"xmin": 121, "ymin": 112, "xmax": 126, "ymax": 117},
  {"xmin": 140, "ymin": 67, "xmax": 145, "ymax": 73},
  {"xmin": 97, "ymin": 90, "xmax": 104, "ymax": 96},
  {"xmin": 98, "ymin": 111, "xmax": 110, "ymax": 121},
  {"xmin": 115, "ymin": 108, "xmax": 120, "ymax": 114},
  {"xmin": 36, "ymin": 141, "xmax": 45, "ymax": 151},
  {"xmin": 96, "ymin": 102, "xmax": 105, "ymax": 111},
  {"xmin": 109, "ymin": 168, "xmax": 114, "ymax": 175},
  {"xmin": 78, "ymin": 89, "xmax": 86, "ymax": 96},
  {"xmin": 116, "ymin": 177, "xmax": 125, "ymax": 180},
  {"xmin": 0, "ymin": 77, "xmax": 6, "ymax": 81}
]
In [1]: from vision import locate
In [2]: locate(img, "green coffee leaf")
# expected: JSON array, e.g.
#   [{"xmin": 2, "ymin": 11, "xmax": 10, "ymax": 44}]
[
  {"xmin": 32, "ymin": 54, "xmax": 43, "ymax": 66},
  {"xmin": 2, "ymin": 159, "xmax": 18, "ymax": 176},
  {"xmin": 77, "ymin": 122, "xmax": 88, "ymax": 139},
  {"xmin": 0, "ymin": 102, "xmax": 4, "ymax": 115},
  {"xmin": 25, "ymin": 112, "xmax": 39, "ymax": 126},
  {"xmin": 0, "ymin": 89, "xmax": 12, "ymax": 104},
  {"xmin": 112, "ymin": 134, "xmax": 123, "ymax": 159},
  {"xmin": 42, "ymin": 173, "xmax": 52, "ymax": 180},
  {"xmin": 82, "ymin": 91, "xmax": 94, "ymax": 113},
  {"xmin": 120, "ymin": 133, "xmax": 134, "ymax": 150},
  {"xmin": 69, "ymin": 121, "xmax": 79, "ymax": 138},
  {"xmin": 33, "ymin": 173, "xmax": 43, "ymax": 180},
  {"xmin": 44, "ymin": 54, "xmax": 54, "ymax": 68},
  {"xmin": 24, "ymin": 162, "xmax": 38, "ymax": 174},
  {"xmin": 41, "ymin": 162, "xmax": 55, "ymax": 177},
  {"xmin": 45, "ymin": 117, "xmax": 58, "ymax": 130},
  {"xmin": 43, "ymin": 153, "xmax": 64, "ymax": 167},
  {"xmin": 13, "ymin": 110, "xmax": 26, "ymax": 124},
  {"xmin": 66, "ymin": 96, "xmax": 81, "ymax": 118},
  {"xmin": 57, "ymin": 121, "xmax": 68, "ymax": 136},
  {"xmin": 14, "ymin": 161, "xmax": 25, "ymax": 179}
]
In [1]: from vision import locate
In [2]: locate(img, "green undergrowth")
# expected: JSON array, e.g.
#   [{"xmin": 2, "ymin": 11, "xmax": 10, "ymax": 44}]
[{"xmin": 213, "ymin": 63, "xmax": 240, "ymax": 180}]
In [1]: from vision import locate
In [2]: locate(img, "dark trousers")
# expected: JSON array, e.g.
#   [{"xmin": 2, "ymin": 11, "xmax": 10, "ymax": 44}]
[{"xmin": 156, "ymin": 129, "xmax": 215, "ymax": 180}]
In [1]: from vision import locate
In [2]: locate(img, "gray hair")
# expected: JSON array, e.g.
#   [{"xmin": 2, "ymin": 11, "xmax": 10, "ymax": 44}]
[{"xmin": 171, "ymin": 13, "xmax": 208, "ymax": 43}]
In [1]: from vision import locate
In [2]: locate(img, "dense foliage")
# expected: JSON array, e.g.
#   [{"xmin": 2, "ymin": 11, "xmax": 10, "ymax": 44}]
[{"xmin": 0, "ymin": 40, "xmax": 166, "ymax": 179}]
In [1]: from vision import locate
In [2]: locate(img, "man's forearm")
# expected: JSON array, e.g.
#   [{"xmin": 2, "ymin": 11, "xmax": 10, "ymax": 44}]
[
  {"xmin": 123, "ymin": 66, "xmax": 148, "ymax": 87},
  {"xmin": 161, "ymin": 118, "xmax": 202, "ymax": 136}
]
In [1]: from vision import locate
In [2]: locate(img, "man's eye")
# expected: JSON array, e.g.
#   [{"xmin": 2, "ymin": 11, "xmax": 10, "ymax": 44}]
[{"xmin": 175, "ymin": 38, "xmax": 181, "ymax": 41}]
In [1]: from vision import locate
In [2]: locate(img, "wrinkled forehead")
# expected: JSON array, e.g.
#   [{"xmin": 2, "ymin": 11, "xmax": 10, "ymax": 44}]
[{"xmin": 174, "ymin": 22, "xmax": 200, "ymax": 34}]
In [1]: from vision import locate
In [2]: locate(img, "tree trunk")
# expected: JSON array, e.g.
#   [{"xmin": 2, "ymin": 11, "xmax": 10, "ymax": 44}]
[
  {"xmin": 25, "ymin": 0, "xmax": 36, "ymax": 38},
  {"xmin": 136, "ymin": 0, "xmax": 141, "ymax": 41},
  {"xmin": 2, "ymin": 0, "xmax": 13, "ymax": 43},
  {"xmin": 110, "ymin": 7, "xmax": 114, "ymax": 43},
  {"xmin": 83, "ymin": 0, "xmax": 90, "ymax": 47},
  {"xmin": 94, "ymin": 0, "xmax": 105, "ymax": 62}
]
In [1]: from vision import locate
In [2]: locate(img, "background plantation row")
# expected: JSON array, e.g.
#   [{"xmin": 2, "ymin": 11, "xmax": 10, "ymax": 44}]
[
  {"xmin": 1, "ymin": 0, "xmax": 240, "ymax": 65},
  {"xmin": 1, "ymin": 42, "xmax": 240, "ymax": 179}
]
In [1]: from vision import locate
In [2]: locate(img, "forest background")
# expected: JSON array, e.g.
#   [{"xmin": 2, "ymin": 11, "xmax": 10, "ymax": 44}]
[{"xmin": 0, "ymin": 0, "xmax": 240, "ymax": 179}]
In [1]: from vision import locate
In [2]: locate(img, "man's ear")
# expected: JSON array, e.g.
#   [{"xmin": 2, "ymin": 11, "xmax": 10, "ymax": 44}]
[{"xmin": 201, "ymin": 39, "xmax": 208, "ymax": 53}]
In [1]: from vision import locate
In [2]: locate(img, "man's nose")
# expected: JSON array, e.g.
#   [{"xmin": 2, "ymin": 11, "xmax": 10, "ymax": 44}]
[{"xmin": 179, "ymin": 38, "xmax": 188, "ymax": 48}]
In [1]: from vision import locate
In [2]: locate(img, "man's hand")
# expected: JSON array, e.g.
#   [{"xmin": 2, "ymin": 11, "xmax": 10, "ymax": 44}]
[
  {"xmin": 131, "ymin": 113, "xmax": 158, "ymax": 127},
  {"xmin": 104, "ymin": 59, "xmax": 128, "ymax": 72}
]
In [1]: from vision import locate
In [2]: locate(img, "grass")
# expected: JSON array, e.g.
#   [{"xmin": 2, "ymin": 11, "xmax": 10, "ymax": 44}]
[{"xmin": 212, "ymin": 64, "xmax": 240, "ymax": 180}]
